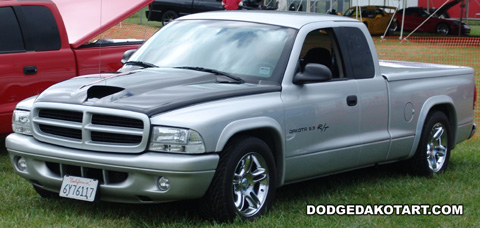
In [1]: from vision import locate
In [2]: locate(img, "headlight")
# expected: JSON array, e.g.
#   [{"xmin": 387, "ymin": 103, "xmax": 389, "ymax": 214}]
[
  {"xmin": 12, "ymin": 110, "xmax": 32, "ymax": 135},
  {"xmin": 149, "ymin": 126, "xmax": 205, "ymax": 153},
  {"xmin": 452, "ymin": 21, "xmax": 461, "ymax": 26}
]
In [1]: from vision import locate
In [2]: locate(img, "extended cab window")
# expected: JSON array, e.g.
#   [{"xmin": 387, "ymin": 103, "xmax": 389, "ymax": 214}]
[
  {"xmin": 299, "ymin": 28, "xmax": 344, "ymax": 79},
  {"xmin": 22, "ymin": 6, "xmax": 61, "ymax": 51},
  {"xmin": 0, "ymin": 7, "xmax": 25, "ymax": 53},
  {"xmin": 338, "ymin": 27, "xmax": 375, "ymax": 79}
]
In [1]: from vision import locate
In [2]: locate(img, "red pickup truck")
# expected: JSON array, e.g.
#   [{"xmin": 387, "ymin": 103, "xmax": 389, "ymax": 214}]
[{"xmin": 0, "ymin": 0, "xmax": 152, "ymax": 137}]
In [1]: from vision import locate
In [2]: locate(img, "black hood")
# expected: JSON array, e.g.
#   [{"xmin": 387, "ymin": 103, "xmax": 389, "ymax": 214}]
[{"xmin": 35, "ymin": 68, "xmax": 281, "ymax": 116}]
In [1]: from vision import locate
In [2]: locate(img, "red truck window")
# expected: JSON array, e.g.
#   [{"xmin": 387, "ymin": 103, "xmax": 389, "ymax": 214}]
[
  {"xmin": 0, "ymin": 7, "xmax": 25, "ymax": 53},
  {"xmin": 22, "ymin": 6, "xmax": 61, "ymax": 51}
]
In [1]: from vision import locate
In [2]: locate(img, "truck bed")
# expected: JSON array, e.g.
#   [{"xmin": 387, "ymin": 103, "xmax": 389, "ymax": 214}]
[
  {"xmin": 380, "ymin": 60, "xmax": 474, "ymax": 81},
  {"xmin": 380, "ymin": 59, "xmax": 475, "ymax": 152}
]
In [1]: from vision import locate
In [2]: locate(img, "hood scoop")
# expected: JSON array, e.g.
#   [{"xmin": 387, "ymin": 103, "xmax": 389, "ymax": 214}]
[{"xmin": 86, "ymin": 85, "xmax": 125, "ymax": 101}]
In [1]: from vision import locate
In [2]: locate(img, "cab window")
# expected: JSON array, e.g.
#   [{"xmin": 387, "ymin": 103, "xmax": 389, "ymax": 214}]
[
  {"xmin": 22, "ymin": 6, "xmax": 61, "ymax": 51},
  {"xmin": 0, "ymin": 7, "xmax": 25, "ymax": 53},
  {"xmin": 337, "ymin": 27, "xmax": 375, "ymax": 79}
]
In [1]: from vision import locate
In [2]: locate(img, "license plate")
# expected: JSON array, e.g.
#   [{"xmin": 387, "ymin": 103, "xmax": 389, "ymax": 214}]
[{"xmin": 59, "ymin": 175, "xmax": 99, "ymax": 202}]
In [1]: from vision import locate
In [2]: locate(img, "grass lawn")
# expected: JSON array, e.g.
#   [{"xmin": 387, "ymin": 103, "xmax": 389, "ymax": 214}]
[
  {"xmin": 467, "ymin": 20, "xmax": 480, "ymax": 37},
  {"xmin": 122, "ymin": 7, "xmax": 163, "ymax": 29},
  {"xmin": 1, "ymin": 139, "xmax": 479, "ymax": 227},
  {"xmin": 1, "ymin": 11, "xmax": 479, "ymax": 227}
]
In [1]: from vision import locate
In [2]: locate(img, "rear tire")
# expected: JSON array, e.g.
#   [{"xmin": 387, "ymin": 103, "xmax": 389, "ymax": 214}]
[
  {"xmin": 408, "ymin": 111, "xmax": 451, "ymax": 177},
  {"xmin": 199, "ymin": 136, "xmax": 276, "ymax": 222}
]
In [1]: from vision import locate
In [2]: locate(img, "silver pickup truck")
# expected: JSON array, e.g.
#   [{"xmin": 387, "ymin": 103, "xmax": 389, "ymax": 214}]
[{"xmin": 6, "ymin": 11, "xmax": 476, "ymax": 222}]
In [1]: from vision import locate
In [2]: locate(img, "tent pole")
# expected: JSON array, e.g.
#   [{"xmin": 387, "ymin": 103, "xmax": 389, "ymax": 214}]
[{"xmin": 400, "ymin": 0, "xmax": 406, "ymax": 39}]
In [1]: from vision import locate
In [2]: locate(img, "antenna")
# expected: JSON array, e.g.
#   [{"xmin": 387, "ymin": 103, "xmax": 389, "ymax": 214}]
[{"xmin": 99, "ymin": 0, "xmax": 103, "ymax": 78}]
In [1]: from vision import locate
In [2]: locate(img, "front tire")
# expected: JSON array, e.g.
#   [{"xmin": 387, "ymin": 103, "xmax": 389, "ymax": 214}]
[
  {"xmin": 200, "ymin": 136, "xmax": 276, "ymax": 222},
  {"xmin": 436, "ymin": 23, "xmax": 450, "ymax": 35},
  {"xmin": 408, "ymin": 111, "xmax": 451, "ymax": 176}
]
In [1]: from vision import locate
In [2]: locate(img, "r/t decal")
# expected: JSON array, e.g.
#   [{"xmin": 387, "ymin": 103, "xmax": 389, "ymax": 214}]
[
  {"xmin": 317, "ymin": 123, "xmax": 329, "ymax": 132},
  {"xmin": 289, "ymin": 123, "xmax": 329, "ymax": 134}
]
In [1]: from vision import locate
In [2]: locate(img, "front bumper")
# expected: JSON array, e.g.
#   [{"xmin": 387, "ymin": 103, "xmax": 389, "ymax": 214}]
[
  {"xmin": 462, "ymin": 25, "xmax": 471, "ymax": 36},
  {"xmin": 6, "ymin": 133, "xmax": 219, "ymax": 203}
]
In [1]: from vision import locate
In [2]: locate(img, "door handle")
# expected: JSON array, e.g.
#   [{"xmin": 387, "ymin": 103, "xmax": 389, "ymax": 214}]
[
  {"xmin": 346, "ymin": 95, "xmax": 357, "ymax": 106},
  {"xmin": 23, "ymin": 66, "xmax": 37, "ymax": 75}
]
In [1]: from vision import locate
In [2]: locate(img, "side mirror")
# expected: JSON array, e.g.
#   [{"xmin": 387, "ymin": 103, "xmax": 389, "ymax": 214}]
[
  {"xmin": 375, "ymin": 14, "xmax": 382, "ymax": 19},
  {"xmin": 121, "ymin": 49, "xmax": 136, "ymax": 64},
  {"xmin": 293, "ymin": 63, "xmax": 332, "ymax": 85}
]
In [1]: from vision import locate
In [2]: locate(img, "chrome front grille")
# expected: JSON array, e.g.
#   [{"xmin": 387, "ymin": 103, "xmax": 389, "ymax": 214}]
[{"xmin": 32, "ymin": 103, "xmax": 150, "ymax": 153}]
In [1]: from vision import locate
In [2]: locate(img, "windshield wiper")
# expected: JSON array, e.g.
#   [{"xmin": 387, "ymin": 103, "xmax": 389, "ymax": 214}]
[
  {"xmin": 174, "ymin": 66, "xmax": 245, "ymax": 84},
  {"xmin": 125, "ymin": 61, "xmax": 158, "ymax": 68}
]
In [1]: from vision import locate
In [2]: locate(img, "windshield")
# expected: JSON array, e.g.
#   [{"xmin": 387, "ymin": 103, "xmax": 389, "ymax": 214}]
[
  {"xmin": 128, "ymin": 20, "xmax": 296, "ymax": 83},
  {"xmin": 344, "ymin": 8, "xmax": 356, "ymax": 16}
]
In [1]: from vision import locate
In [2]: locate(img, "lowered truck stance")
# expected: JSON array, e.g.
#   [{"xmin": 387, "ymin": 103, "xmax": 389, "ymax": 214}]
[{"xmin": 6, "ymin": 11, "xmax": 476, "ymax": 222}]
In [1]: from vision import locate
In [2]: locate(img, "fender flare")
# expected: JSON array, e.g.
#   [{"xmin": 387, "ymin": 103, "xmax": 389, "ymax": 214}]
[
  {"xmin": 215, "ymin": 116, "xmax": 286, "ymax": 186},
  {"xmin": 408, "ymin": 95, "xmax": 457, "ymax": 158}
]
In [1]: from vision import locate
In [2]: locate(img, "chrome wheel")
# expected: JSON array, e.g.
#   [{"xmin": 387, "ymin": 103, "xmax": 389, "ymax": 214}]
[
  {"xmin": 426, "ymin": 123, "xmax": 448, "ymax": 172},
  {"xmin": 233, "ymin": 152, "xmax": 270, "ymax": 217},
  {"xmin": 436, "ymin": 23, "xmax": 450, "ymax": 35},
  {"xmin": 199, "ymin": 136, "xmax": 275, "ymax": 222},
  {"xmin": 408, "ymin": 111, "xmax": 451, "ymax": 176}
]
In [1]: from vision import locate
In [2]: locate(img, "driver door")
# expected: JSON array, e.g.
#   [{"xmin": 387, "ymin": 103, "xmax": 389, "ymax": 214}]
[{"xmin": 283, "ymin": 28, "xmax": 362, "ymax": 182}]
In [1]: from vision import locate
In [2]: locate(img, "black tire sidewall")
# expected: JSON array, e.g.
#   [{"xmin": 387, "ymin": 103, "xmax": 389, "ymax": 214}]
[
  {"xmin": 436, "ymin": 23, "xmax": 450, "ymax": 34},
  {"xmin": 410, "ymin": 111, "xmax": 451, "ymax": 176},
  {"xmin": 201, "ymin": 136, "xmax": 276, "ymax": 222},
  {"xmin": 161, "ymin": 10, "xmax": 178, "ymax": 26}
]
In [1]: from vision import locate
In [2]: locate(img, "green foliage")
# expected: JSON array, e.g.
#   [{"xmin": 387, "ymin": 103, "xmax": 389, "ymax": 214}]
[{"xmin": 1, "ymin": 140, "xmax": 479, "ymax": 227}]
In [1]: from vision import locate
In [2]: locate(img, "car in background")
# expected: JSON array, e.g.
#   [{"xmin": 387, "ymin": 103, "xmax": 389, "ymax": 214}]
[
  {"xmin": 344, "ymin": 6, "xmax": 398, "ymax": 35},
  {"xmin": 146, "ymin": 0, "xmax": 223, "ymax": 25},
  {"xmin": 146, "ymin": 0, "xmax": 268, "ymax": 25},
  {"xmin": 396, "ymin": 7, "xmax": 470, "ymax": 35}
]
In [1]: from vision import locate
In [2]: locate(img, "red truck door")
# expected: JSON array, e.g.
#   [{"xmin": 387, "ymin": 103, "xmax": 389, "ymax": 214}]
[{"xmin": 0, "ymin": 5, "xmax": 75, "ymax": 135}]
